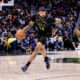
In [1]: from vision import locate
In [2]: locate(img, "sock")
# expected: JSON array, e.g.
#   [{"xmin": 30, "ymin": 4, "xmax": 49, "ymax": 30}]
[
  {"xmin": 25, "ymin": 61, "xmax": 31, "ymax": 67},
  {"xmin": 44, "ymin": 56, "xmax": 48, "ymax": 62}
]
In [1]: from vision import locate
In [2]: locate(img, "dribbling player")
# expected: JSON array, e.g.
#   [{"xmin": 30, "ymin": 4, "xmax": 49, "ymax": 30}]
[{"xmin": 20, "ymin": 7, "xmax": 56, "ymax": 72}]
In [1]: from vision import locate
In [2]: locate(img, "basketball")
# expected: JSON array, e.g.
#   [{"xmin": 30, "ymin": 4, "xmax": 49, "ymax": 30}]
[{"xmin": 16, "ymin": 29, "xmax": 26, "ymax": 39}]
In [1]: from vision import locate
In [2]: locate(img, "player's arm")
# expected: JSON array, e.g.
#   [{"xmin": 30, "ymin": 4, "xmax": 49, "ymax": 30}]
[
  {"xmin": 23, "ymin": 15, "xmax": 36, "ymax": 31},
  {"xmin": 23, "ymin": 21, "xmax": 35, "ymax": 31}
]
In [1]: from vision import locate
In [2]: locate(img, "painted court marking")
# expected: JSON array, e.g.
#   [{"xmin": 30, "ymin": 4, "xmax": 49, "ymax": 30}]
[{"xmin": 7, "ymin": 56, "xmax": 16, "ymax": 65}]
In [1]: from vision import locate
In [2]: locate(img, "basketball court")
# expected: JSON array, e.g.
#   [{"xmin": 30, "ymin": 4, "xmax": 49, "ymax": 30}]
[
  {"xmin": 0, "ymin": 51, "xmax": 80, "ymax": 80},
  {"xmin": 0, "ymin": 0, "xmax": 80, "ymax": 80}
]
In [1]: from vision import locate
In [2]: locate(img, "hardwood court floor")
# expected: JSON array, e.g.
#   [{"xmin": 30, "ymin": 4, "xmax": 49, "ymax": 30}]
[{"xmin": 0, "ymin": 51, "xmax": 80, "ymax": 80}]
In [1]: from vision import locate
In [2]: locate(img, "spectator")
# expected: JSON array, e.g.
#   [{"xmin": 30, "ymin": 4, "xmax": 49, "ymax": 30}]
[
  {"xmin": 0, "ymin": 0, "xmax": 79, "ymax": 53},
  {"xmin": 74, "ymin": 24, "xmax": 80, "ymax": 38}
]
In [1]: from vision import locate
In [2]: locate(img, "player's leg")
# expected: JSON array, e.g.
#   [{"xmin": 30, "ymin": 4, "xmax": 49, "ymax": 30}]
[
  {"xmin": 38, "ymin": 36, "xmax": 50, "ymax": 69},
  {"xmin": 21, "ymin": 36, "xmax": 50, "ymax": 72},
  {"xmin": 29, "ymin": 42, "xmax": 50, "ymax": 69},
  {"xmin": 40, "ymin": 43, "xmax": 50, "ymax": 69},
  {"xmin": 21, "ymin": 42, "xmax": 42, "ymax": 72}
]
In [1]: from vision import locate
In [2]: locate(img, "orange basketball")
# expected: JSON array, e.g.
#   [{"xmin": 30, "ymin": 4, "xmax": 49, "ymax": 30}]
[{"xmin": 16, "ymin": 29, "xmax": 26, "ymax": 39}]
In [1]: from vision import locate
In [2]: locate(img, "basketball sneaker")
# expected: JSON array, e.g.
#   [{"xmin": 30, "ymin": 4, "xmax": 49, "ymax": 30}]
[
  {"xmin": 21, "ymin": 65, "xmax": 28, "ymax": 72},
  {"xmin": 45, "ymin": 57, "xmax": 50, "ymax": 69}
]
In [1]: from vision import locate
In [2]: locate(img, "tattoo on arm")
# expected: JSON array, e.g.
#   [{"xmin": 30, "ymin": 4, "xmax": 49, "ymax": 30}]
[{"xmin": 23, "ymin": 21, "xmax": 34, "ymax": 31}]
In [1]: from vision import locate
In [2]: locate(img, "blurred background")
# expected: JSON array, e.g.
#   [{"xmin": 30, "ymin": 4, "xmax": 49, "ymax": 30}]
[{"xmin": 0, "ymin": 0, "xmax": 80, "ymax": 55}]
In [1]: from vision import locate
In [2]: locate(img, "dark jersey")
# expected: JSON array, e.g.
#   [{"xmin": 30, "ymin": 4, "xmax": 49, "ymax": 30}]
[{"xmin": 31, "ymin": 15, "xmax": 54, "ymax": 37}]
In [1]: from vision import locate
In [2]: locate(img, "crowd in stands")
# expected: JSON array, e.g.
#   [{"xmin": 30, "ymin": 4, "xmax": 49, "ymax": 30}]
[{"xmin": 0, "ymin": 0, "xmax": 80, "ymax": 54}]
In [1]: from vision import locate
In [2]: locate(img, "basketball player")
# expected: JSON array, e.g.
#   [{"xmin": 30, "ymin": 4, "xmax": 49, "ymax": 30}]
[{"xmin": 21, "ymin": 7, "xmax": 56, "ymax": 72}]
